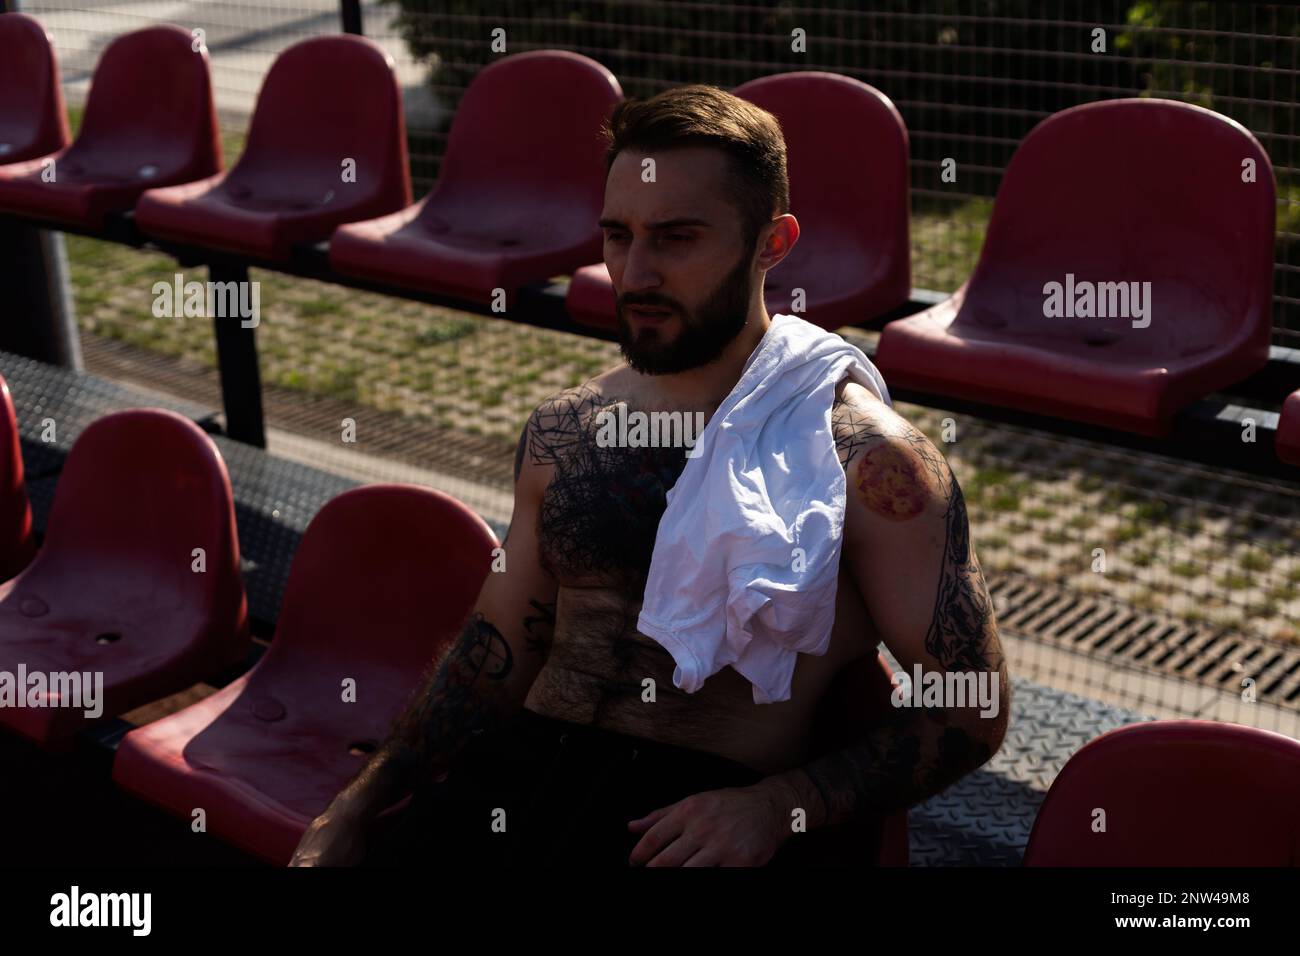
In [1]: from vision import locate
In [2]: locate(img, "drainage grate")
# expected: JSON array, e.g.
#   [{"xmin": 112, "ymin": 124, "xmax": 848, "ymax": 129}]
[{"xmin": 988, "ymin": 573, "xmax": 1300, "ymax": 708}]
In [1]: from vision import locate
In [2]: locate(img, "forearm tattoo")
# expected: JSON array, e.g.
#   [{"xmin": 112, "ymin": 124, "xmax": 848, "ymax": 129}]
[
  {"xmin": 801, "ymin": 401, "xmax": 1007, "ymax": 826},
  {"xmin": 382, "ymin": 613, "xmax": 518, "ymax": 782}
]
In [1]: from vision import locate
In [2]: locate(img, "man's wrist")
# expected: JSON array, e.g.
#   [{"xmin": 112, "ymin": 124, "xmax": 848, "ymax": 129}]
[{"xmin": 756, "ymin": 769, "xmax": 831, "ymax": 831}]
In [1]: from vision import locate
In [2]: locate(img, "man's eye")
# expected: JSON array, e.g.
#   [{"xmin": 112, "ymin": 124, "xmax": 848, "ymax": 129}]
[
  {"xmin": 606, "ymin": 232, "xmax": 630, "ymax": 243},
  {"xmin": 664, "ymin": 234, "xmax": 692, "ymax": 243}
]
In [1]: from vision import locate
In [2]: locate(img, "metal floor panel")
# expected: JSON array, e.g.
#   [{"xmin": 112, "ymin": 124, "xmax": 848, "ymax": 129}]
[{"xmin": 909, "ymin": 679, "xmax": 1153, "ymax": 866}]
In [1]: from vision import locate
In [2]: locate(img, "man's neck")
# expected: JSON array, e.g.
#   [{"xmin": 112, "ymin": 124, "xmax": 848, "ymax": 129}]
[{"xmin": 640, "ymin": 306, "xmax": 773, "ymax": 408}]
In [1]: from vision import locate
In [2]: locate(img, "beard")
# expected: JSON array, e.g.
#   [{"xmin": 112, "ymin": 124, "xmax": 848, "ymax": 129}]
[{"xmin": 615, "ymin": 249, "xmax": 753, "ymax": 376}]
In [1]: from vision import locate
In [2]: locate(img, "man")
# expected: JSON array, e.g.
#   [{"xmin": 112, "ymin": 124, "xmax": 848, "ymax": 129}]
[{"xmin": 290, "ymin": 84, "xmax": 1008, "ymax": 867}]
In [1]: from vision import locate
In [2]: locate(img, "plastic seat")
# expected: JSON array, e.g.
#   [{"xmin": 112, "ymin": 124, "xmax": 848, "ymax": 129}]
[
  {"xmin": 1023, "ymin": 720, "xmax": 1300, "ymax": 866},
  {"xmin": 134, "ymin": 35, "xmax": 410, "ymax": 263},
  {"xmin": 329, "ymin": 50, "xmax": 621, "ymax": 304},
  {"xmin": 0, "ymin": 375, "xmax": 35, "ymax": 582},
  {"xmin": 0, "ymin": 25, "xmax": 220, "ymax": 229},
  {"xmin": 112, "ymin": 484, "xmax": 497, "ymax": 866},
  {"xmin": 0, "ymin": 13, "xmax": 69, "ymax": 165},
  {"xmin": 0, "ymin": 409, "xmax": 248, "ymax": 749},
  {"xmin": 875, "ymin": 99, "xmax": 1276, "ymax": 437},
  {"xmin": 1278, "ymin": 389, "xmax": 1300, "ymax": 465},
  {"xmin": 803, "ymin": 652, "xmax": 909, "ymax": 866},
  {"xmin": 566, "ymin": 72, "xmax": 910, "ymax": 333}
]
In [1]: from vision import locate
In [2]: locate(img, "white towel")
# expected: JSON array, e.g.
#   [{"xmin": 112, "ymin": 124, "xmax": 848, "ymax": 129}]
[{"xmin": 636, "ymin": 313, "xmax": 892, "ymax": 705}]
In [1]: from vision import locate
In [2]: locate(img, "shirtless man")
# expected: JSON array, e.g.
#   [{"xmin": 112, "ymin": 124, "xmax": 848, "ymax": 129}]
[{"xmin": 290, "ymin": 84, "xmax": 1008, "ymax": 867}]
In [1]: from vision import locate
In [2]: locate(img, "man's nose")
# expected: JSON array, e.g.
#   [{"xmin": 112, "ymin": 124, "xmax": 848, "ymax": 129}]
[{"xmin": 619, "ymin": 239, "xmax": 662, "ymax": 295}]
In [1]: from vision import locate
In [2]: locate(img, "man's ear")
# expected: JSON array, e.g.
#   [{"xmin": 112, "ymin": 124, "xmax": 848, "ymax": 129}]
[{"xmin": 757, "ymin": 213, "xmax": 799, "ymax": 274}]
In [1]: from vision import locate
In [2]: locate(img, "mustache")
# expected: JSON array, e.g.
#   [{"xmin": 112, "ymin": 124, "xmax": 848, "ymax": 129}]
[{"xmin": 619, "ymin": 297, "xmax": 680, "ymax": 311}]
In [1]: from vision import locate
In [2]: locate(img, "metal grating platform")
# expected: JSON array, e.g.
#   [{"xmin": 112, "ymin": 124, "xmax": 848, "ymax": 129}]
[{"xmin": 908, "ymin": 679, "xmax": 1152, "ymax": 866}]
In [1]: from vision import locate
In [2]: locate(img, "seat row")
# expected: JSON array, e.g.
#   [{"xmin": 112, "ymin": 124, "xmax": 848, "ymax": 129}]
[{"xmin": 1, "ymin": 12, "xmax": 1296, "ymax": 448}]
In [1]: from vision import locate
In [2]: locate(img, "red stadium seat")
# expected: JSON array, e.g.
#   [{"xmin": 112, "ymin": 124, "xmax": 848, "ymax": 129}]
[
  {"xmin": 0, "ymin": 25, "xmax": 220, "ymax": 229},
  {"xmin": 111, "ymin": 484, "xmax": 497, "ymax": 866},
  {"xmin": 0, "ymin": 13, "xmax": 69, "ymax": 165},
  {"xmin": 1023, "ymin": 720, "xmax": 1300, "ymax": 866},
  {"xmin": 0, "ymin": 375, "xmax": 35, "ymax": 582},
  {"xmin": 329, "ymin": 50, "xmax": 621, "ymax": 304},
  {"xmin": 875, "ymin": 99, "xmax": 1276, "ymax": 437},
  {"xmin": 804, "ymin": 652, "xmax": 909, "ymax": 866},
  {"xmin": 1278, "ymin": 389, "xmax": 1300, "ymax": 465},
  {"xmin": 134, "ymin": 35, "xmax": 411, "ymax": 263},
  {"xmin": 0, "ymin": 409, "xmax": 249, "ymax": 749},
  {"xmin": 566, "ymin": 72, "xmax": 911, "ymax": 333}
]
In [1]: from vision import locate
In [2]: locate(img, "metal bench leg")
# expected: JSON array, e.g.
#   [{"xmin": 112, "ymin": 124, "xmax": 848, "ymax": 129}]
[{"xmin": 210, "ymin": 262, "xmax": 266, "ymax": 447}]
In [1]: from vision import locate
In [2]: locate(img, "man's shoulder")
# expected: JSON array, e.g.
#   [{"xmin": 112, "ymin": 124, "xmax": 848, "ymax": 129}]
[{"xmin": 831, "ymin": 380, "xmax": 952, "ymax": 518}]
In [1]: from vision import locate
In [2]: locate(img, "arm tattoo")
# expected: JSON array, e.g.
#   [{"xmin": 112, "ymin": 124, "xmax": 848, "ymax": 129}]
[
  {"xmin": 802, "ymin": 400, "xmax": 1006, "ymax": 826},
  {"xmin": 523, "ymin": 598, "xmax": 556, "ymax": 655},
  {"xmin": 381, "ymin": 613, "xmax": 517, "ymax": 782}
]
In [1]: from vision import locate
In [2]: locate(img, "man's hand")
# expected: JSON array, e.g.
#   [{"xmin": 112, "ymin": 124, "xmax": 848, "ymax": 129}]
[
  {"xmin": 288, "ymin": 803, "xmax": 368, "ymax": 867},
  {"xmin": 626, "ymin": 779, "xmax": 798, "ymax": 867}
]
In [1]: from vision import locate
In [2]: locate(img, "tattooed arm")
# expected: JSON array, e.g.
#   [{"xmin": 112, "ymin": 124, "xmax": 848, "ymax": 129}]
[
  {"xmin": 289, "ymin": 413, "xmax": 559, "ymax": 864},
  {"xmin": 762, "ymin": 385, "xmax": 1009, "ymax": 829}
]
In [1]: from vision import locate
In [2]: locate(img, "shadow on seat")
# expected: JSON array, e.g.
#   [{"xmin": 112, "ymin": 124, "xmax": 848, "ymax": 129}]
[
  {"xmin": 1023, "ymin": 720, "xmax": 1300, "ymax": 865},
  {"xmin": 0, "ymin": 25, "xmax": 221, "ymax": 229},
  {"xmin": 0, "ymin": 12, "xmax": 69, "ymax": 165},
  {"xmin": 135, "ymin": 34, "xmax": 412, "ymax": 262},
  {"xmin": 0, "ymin": 374, "xmax": 35, "ymax": 582},
  {"xmin": 330, "ymin": 50, "xmax": 621, "ymax": 305},
  {"xmin": 875, "ymin": 98, "xmax": 1276, "ymax": 437},
  {"xmin": 0, "ymin": 408, "xmax": 249, "ymax": 749},
  {"xmin": 111, "ymin": 483, "xmax": 497, "ymax": 866},
  {"xmin": 1278, "ymin": 389, "xmax": 1300, "ymax": 465}
]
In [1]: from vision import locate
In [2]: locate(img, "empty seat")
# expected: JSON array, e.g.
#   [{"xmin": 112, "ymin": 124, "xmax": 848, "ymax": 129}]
[
  {"xmin": 0, "ymin": 12, "xmax": 69, "ymax": 165},
  {"xmin": 0, "ymin": 25, "xmax": 221, "ymax": 229},
  {"xmin": 875, "ymin": 99, "xmax": 1276, "ymax": 437},
  {"xmin": 1023, "ymin": 720, "xmax": 1300, "ymax": 866},
  {"xmin": 1278, "ymin": 389, "xmax": 1300, "ymax": 465},
  {"xmin": 0, "ymin": 374, "xmax": 35, "ymax": 582},
  {"xmin": 111, "ymin": 484, "xmax": 497, "ymax": 866},
  {"xmin": 329, "ymin": 50, "xmax": 621, "ymax": 304},
  {"xmin": 134, "ymin": 35, "xmax": 410, "ymax": 263},
  {"xmin": 566, "ymin": 71, "xmax": 911, "ymax": 333},
  {"xmin": 0, "ymin": 408, "xmax": 249, "ymax": 749}
]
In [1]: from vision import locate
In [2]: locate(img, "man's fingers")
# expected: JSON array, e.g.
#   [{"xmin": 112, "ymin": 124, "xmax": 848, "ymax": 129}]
[
  {"xmin": 645, "ymin": 833, "xmax": 702, "ymax": 868},
  {"xmin": 627, "ymin": 802, "xmax": 676, "ymax": 832},
  {"xmin": 628, "ymin": 810, "xmax": 686, "ymax": 865},
  {"xmin": 682, "ymin": 848, "xmax": 721, "ymax": 867}
]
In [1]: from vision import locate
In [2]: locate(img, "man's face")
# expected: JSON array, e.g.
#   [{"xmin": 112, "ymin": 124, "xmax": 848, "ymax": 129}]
[{"xmin": 600, "ymin": 147, "xmax": 759, "ymax": 375}]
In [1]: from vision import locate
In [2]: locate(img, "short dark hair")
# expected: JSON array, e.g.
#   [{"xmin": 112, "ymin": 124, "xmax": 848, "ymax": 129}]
[{"xmin": 600, "ymin": 84, "xmax": 789, "ymax": 251}]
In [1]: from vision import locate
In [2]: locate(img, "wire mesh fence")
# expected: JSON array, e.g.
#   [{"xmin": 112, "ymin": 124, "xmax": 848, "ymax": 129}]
[{"xmin": 9, "ymin": 0, "xmax": 1300, "ymax": 735}]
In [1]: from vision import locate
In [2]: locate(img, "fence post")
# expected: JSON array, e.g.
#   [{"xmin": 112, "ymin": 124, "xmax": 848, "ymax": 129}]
[{"xmin": 340, "ymin": 0, "xmax": 364, "ymax": 35}]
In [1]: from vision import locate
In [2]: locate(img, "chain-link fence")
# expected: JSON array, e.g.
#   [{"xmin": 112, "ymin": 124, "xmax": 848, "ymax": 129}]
[{"xmin": 11, "ymin": 0, "xmax": 1300, "ymax": 736}]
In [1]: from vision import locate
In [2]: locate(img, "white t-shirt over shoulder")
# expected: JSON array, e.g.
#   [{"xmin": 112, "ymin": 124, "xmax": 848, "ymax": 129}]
[{"xmin": 636, "ymin": 313, "xmax": 892, "ymax": 705}]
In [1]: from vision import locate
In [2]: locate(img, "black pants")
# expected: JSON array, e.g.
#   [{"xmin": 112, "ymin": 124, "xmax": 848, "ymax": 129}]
[{"xmin": 363, "ymin": 708, "xmax": 874, "ymax": 867}]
